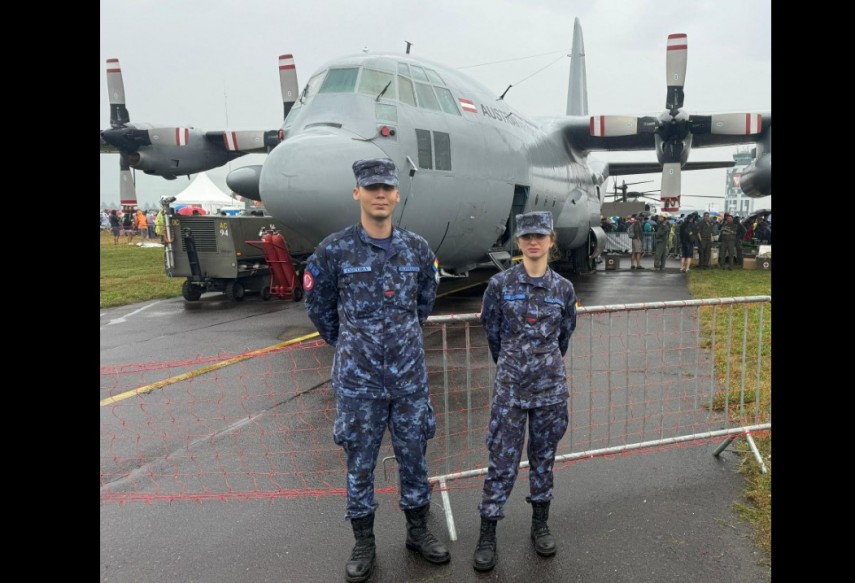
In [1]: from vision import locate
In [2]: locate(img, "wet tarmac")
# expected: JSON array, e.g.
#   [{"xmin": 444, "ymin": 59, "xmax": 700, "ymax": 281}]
[{"xmin": 100, "ymin": 252, "xmax": 771, "ymax": 583}]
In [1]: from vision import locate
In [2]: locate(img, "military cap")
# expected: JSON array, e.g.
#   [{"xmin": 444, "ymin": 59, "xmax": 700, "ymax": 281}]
[
  {"xmin": 516, "ymin": 211, "xmax": 553, "ymax": 236},
  {"xmin": 352, "ymin": 157, "xmax": 399, "ymax": 187}
]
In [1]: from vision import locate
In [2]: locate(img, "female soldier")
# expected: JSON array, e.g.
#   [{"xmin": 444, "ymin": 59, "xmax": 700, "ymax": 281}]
[{"xmin": 473, "ymin": 211, "xmax": 577, "ymax": 572}]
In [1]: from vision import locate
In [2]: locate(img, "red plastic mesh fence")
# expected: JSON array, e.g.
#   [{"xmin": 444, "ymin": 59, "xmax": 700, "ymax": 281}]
[{"xmin": 100, "ymin": 298, "xmax": 771, "ymax": 504}]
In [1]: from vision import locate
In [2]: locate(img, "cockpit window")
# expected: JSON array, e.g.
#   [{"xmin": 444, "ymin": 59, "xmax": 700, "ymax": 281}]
[
  {"xmin": 424, "ymin": 68, "xmax": 444, "ymax": 85},
  {"xmin": 397, "ymin": 63, "xmax": 410, "ymax": 77},
  {"xmin": 434, "ymin": 87, "xmax": 460, "ymax": 116},
  {"xmin": 319, "ymin": 68, "xmax": 358, "ymax": 93},
  {"xmin": 398, "ymin": 75, "xmax": 416, "ymax": 107},
  {"xmin": 358, "ymin": 69, "xmax": 396, "ymax": 100},
  {"xmin": 409, "ymin": 65, "xmax": 430, "ymax": 83},
  {"xmin": 414, "ymin": 82, "xmax": 441, "ymax": 111},
  {"xmin": 304, "ymin": 71, "xmax": 326, "ymax": 102}
]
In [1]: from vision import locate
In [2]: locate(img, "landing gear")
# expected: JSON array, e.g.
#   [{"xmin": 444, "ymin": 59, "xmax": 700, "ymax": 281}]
[
  {"xmin": 182, "ymin": 279, "xmax": 202, "ymax": 301},
  {"xmin": 225, "ymin": 280, "xmax": 245, "ymax": 302}
]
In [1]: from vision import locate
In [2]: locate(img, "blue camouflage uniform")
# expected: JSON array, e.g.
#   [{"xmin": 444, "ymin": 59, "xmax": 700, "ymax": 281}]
[
  {"xmin": 478, "ymin": 211, "xmax": 577, "ymax": 520},
  {"xmin": 305, "ymin": 213, "xmax": 440, "ymax": 519}
]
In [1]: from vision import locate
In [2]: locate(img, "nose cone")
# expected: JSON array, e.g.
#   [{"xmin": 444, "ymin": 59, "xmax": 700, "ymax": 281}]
[{"xmin": 260, "ymin": 129, "xmax": 388, "ymax": 244}]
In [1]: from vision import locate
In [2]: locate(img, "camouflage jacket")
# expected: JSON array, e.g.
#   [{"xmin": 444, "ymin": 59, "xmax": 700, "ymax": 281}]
[
  {"xmin": 304, "ymin": 223, "xmax": 439, "ymax": 398},
  {"xmin": 480, "ymin": 264, "xmax": 577, "ymax": 409}
]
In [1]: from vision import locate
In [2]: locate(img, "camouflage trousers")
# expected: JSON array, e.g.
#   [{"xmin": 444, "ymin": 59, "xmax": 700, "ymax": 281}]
[
  {"xmin": 333, "ymin": 391, "xmax": 437, "ymax": 520},
  {"xmin": 478, "ymin": 400, "xmax": 569, "ymax": 519}
]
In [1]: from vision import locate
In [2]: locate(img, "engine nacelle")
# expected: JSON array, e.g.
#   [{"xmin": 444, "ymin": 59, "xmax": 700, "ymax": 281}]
[
  {"xmin": 226, "ymin": 165, "xmax": 264, "ymax": 201},
  {"xmin": 739, "ymin": 154, "xmax": 771, "ymax": 198}
]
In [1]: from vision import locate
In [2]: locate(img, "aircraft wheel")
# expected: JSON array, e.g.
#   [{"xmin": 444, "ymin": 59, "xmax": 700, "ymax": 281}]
[
  {"xmin": 292, "ymin": 285, "xmax": 304, "ymax": 302},
  {"xmin": 225, "ymin": 280, "xmax": 245, "ymax": 302},
  {"xmin": 182, "ymin": 280, "xmax": 202, "ymax": 301},
  {"xmin": 261, "ymin": 286, "xmax": 272, "ymax": 301}
]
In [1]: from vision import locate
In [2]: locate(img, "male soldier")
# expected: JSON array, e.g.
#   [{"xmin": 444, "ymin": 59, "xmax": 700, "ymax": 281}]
[
  {"xmin": 734, "ymin": 215, "xmax": 747, "ymax": 266},
  {"xmin": 304, "ymin": 158, "xmax": 449, "ymax": 583},
  {"xmin": 697, "ymin": 211, "xmax": 713, "ymax": 269},
  {"xmin": 652, "ymin": 214, "xmax": 669, "ymax": 271},
  {"xmin": 719, "ymin": 213, "xmax": 738, "ymax": 269}
]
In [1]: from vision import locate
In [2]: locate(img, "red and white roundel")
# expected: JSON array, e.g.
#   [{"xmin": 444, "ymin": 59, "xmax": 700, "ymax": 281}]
[{"xmin": 303, "ymin": 271, "xmax": 314, "ymax": 291}]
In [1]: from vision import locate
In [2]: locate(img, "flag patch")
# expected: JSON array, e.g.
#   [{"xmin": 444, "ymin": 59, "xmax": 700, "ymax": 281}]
[{"xmin": 459, "ymin": 98, "xmax": 477, "ymax": 113}]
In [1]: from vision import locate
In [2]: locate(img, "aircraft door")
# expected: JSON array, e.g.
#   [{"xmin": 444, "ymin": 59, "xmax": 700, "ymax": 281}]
[{"xmin": 497, "ymin": 185, "xmax": 529, "ymax": 248}]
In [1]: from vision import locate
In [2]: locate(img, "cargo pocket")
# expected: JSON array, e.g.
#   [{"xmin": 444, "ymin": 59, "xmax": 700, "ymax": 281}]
[{"xmin": 422, "ymin": 399, "xmax": 437, "ymax": 441}]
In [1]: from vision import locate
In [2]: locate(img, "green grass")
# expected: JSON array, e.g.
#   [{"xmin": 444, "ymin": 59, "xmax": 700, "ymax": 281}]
[
  {"xmin": 100, "ymin": 231, "xmax": 182, "ymax": 308},
  {"xmin": 687, "ymin": 267, "xmax": 771, "ymax": 561}
]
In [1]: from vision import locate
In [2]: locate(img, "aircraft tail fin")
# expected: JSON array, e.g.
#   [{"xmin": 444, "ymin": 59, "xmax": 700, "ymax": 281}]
[{"xmin": 566, "ymin": 18, "xmax": 588, "ymax": 116}]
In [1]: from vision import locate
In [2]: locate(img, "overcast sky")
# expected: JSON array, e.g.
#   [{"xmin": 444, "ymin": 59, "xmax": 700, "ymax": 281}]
[{"xmin": 100, "ymin": 0, "xmax": 771, "ymax": 210}]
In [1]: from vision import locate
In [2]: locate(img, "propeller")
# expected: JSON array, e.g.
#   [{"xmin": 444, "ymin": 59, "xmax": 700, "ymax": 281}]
[
  {"xmin": 604, "ymin": 179, "xmax": 659, "ymax": 202},
  {"xmin": 104, "ymin": 58, "xmax": 138, "ymax": 209},
  {"xmin": 102, "ymin": 58, "xmax": 195, "ymax": 190},
  {"xmin": 590, "ymin": 33, "xmax": 764, "ymax": 214}
]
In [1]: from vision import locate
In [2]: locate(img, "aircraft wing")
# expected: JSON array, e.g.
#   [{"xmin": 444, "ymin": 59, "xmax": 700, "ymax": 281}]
[
  {"xmin": 204, "ymin": 130, "xmax": 281, "ymax": 154},
  {"xmin": 552, "ymin": 112, "xmax": 771, "ymax": 154},
  {"xmin": 607, "ymin": 160, "xmax": 735, "ymax": 176}
]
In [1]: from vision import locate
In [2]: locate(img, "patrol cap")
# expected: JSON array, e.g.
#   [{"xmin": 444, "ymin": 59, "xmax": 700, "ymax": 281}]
[
  {"xmin": 352, "ymin": 158, "xmax": 399, "ymax": 187},
  {"xmin": 516, "ymin": 211, "xmax": 553, "ymax": 237}
]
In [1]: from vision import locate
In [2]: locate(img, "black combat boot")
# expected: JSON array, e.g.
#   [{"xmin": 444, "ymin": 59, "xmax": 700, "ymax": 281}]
[
  {"xmin": 529, "ymin": 499, "xmax": 557, "ymax": 557},
  {"xmin": 404, "ymin": 504, "xmax": 451, "ymax": 564},
  {"xmin": 472, "ymin": 516, "xmax": 498, "ymax": 571},
  {"xmin": 345, "ymin": 514, "xmax": 376, "ymax": 583}
]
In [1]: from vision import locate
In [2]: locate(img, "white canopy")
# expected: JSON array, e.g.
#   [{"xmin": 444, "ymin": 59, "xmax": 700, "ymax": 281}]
[{"xmin": 171, "ymin": 172, "xmax": 241, "ymax": 214}]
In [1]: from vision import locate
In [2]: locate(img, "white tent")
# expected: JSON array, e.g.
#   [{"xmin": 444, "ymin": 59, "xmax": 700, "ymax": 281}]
[{"xmin": 171, "ymin": 172, "xmax": 242, "ymax": 214}]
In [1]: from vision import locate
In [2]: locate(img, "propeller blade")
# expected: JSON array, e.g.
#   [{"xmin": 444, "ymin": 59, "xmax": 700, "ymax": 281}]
[
  {"xmin": 710, "ymin": 113, "xmax": 763, "ymax": 135},
  {"xmin": 665, "ymin": 34, "xmax": 687, "ymax": 110},
  {"xmin": 106, "ymin": 58, "xmax": 130, "ymax": 128},
  {"xmin": 590, "ymin": 115, "xmax": 657, "ymax": 137},
  {"xmin": 119, "ymin": 156, "xmax": 138, "ymax": 208},
  {"xmin": 660, "ymin": 162, "xmax": 681, "ymax": 212},
  {"xmin": 279, "ymin": 54, "xmax": 299, "ymax": 120}
]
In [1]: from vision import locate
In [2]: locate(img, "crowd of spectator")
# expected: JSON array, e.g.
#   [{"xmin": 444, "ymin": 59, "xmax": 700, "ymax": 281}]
[
  {"xmin": 100, "ymin": 207, "xmax": 165, "ymax": 245},
  {"xmin": 601, "ymin": 210, "xmax": 771, "ymax": 271}
]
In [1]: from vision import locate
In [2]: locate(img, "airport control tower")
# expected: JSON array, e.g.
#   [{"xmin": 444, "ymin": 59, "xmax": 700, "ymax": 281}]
[{"xmin": 724, "ymin": 148, "xmax": 757, "ymax": 216}]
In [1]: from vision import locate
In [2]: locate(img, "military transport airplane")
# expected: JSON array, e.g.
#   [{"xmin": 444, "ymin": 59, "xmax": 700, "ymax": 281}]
[
  {"xmin": 99, "ymin": 56, "xmax": 299, "ymax": 207},
  {"xmin": 224, "ymin": 18, "xmax": 770, "ymax": 274}
]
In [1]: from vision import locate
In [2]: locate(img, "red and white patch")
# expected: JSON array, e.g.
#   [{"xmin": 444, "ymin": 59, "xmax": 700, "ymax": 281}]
[
  {"xmin": 459, "ymin": 98, "xmax": 477, "ymax": 113},
  {"xmin": 303, "ymin": 271, "xmax": 314, "ymax": 291}
]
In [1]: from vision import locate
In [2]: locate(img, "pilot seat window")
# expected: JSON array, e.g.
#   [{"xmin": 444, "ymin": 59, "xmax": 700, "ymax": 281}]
[
  {"xmin": 359, "ymin": 69, "xmax": 396, "ymax": 100},
  {"xmin": 319, "ymin": 68, "xmax": 358, "ymax": 93},
  {"xmin": 416, "ymin": 129, "xmax": 433, "ymax": 169},
  {"xmin": 434, "ymin": 87, "xmax": 460, "ymax": 116},
  {"xmin": 398, "ymin": 76, "xmax": 416, "ymax": 107},
  {"xmin": 415, "ymin": 82, "xmax": 441, "ymax": 111}
]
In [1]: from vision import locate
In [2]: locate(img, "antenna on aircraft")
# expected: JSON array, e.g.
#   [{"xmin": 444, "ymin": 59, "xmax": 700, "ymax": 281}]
[
  {"xmin": 405, "ymin": 41, "xmax": 413, "ymax": 54},
  {"xmin": 498, "ymin": 84, "xmax": 512, "ymax": 100}
]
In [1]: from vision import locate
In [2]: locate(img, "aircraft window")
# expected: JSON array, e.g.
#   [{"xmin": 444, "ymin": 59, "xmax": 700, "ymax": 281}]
[
  {"xmin": 397, "ymin": 63, "xmax": 410, "ymax": 77},
  {"xmin": 434, "ymin": 87, "xmax": 461, "ymax": 116},
  {"xmin": 424, "ymin": 68, "xmax": 444, "ymax": 85},
  {"xmin": 375, "ymin": 103, "xmax": 398, "ymax": 123},
  {"xmin": 416, "ymin": 129, "xmax": 433, "ymax": 169},
  {"xmin": 409, "ymin": 65, "xmax": 430, "ymax": 83},
  {"xmin": 319, "ymin": 68, "xmax": 358, "ymax": 93},
  {"xmin": 358, "ymin": 69, "xmax": 396, "ymax": 100},
  {"xmin": 397, "ymin": 76, "xmax": 416, "ymax": 107},
  {"xmin": 304, "ymin": 72, "xmax": 326, "ymax": 101},
  {"xmin": 415, "ymin": 82, "xmax": 441, "ymax": 111},
  {"xmin": 433, "ymin": 131, "xmax": 451, "ymax": 171}
]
